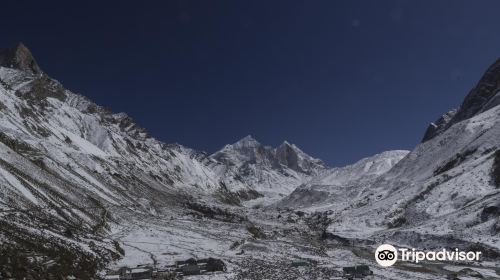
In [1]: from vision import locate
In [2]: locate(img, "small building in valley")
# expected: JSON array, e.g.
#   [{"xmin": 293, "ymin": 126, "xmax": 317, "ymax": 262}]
[{"xmin": 342, "ymin": 265, "xmax": 373, "ymax": 279}]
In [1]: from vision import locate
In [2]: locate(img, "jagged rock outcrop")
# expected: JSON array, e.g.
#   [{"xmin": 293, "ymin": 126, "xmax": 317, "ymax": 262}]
[
  {"xmin": 421, "ymin": 109, "xmax": 457, "ymax": 142},
  {"xmin": 0, "ymin": 42, "xmax": 42, "ymax": 75},
  {"xmin": 275, "ymin": 141, "xmax": 323, "ymax": 175},
  {"xmin": 423, "ymin": 58, "xmax": 500, "ymax": 142}
]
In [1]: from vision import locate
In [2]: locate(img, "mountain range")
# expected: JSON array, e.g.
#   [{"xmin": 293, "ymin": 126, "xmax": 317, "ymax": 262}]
[{"xmin": 0, "ymin": 43, "xmax": 499, "ymax": 279}]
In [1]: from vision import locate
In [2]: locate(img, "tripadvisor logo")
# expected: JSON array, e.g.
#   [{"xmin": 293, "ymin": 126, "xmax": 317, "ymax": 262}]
[
  {"xmin": 375, "ymin": 244, "xmax": 398, "ymax": 267},
  {"xmin": 375, "ymin": 244, "xmax": 482, "ymax": 267}
]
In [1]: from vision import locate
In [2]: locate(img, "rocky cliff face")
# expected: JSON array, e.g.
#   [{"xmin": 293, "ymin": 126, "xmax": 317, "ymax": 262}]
[
  {"xmin": 423, "ymin": 58, "xmax": 500, "ymax": 142},
  {"xmin": 275, "ymin": 141, "xmax": 325, "ymax": 175},
  {"xmin": 210, "ymin": 136, "xmax": 327, "ymax": 201},
  {"xmin": 211, "ymin": 136, "xmax": 325, "ymax": 175},
  {"xmin": 0, "ymin": 42, "xmax": 42, "ymax": 75}
]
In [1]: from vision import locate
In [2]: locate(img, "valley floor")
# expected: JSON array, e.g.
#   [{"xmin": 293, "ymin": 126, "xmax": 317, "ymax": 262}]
[{"xmin": 104, "ymin": 205, "xmax": 500, "ymax": 280}]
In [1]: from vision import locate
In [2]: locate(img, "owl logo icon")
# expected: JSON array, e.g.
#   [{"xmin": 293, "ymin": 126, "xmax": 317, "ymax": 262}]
[{"xmin": 375, "ymin": 244, "xmax": 398, "ymax": 267}]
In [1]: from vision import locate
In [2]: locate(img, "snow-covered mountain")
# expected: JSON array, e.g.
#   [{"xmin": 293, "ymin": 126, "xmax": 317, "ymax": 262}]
[
  {"xmin": 281, "ymin": 57, "xmax": 500, "ymax": 259},
  {"xmin": 210, "ymin": 135, "xmax": 326, "ymax": 202},
  {"xmin": 422, "ymin": 58, "xmax": 500, "ymax": 142},
  {"xmin": 278, "ymin": 150, "xmax": 409, "ymax": 210},
  {"xmin": 2, "ymin": 42, "xmax": 500, "ymax": 279},
  {"xmin": 0, "ymin": 43, "xmax": 326, "ymax": 276},
  {"xmin": 0, "ymin": 43, "xmax": 243, "ymax": 276}
]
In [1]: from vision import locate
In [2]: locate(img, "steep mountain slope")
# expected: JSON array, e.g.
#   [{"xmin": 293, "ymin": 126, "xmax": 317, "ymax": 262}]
[
  {"xmin": 301, "ymin": 59, "xmax": 500, "ymax": 258},
  {"xmin": 0, "ymin": 43, "xmax": 249, "ymax": 276},
  {"xmin": 422, "ymin": 58, "xmax": 500, "ymax": 142},
  {"xmin": 2, "ymin": 42, "xmax": 500, "ymax": 278},
  {"xmin": 0, "ymin": 43, "xmax": 328, "ymax": 277},
  {"xmin": 210, "ymin": 135, "xmax": 327, "ymax": 203}
]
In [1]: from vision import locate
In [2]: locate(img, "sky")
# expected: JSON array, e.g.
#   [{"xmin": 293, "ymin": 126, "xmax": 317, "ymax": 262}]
[{"xmin": 2, "ymin": 0, "xmax": 500, "ymax": 166}]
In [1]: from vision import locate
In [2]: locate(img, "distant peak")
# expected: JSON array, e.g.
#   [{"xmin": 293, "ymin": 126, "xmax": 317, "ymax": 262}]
[
  {"xmin": 15, "ymin": 42, "xmax": 29, "ymax": 52},
  {"xmin": 242, "ymin": 135, "xmax": 256, "ymax": 141},
  {"xmin": 233, "ymin": 135, "xmax": 260, "ymax": 146},
  {"xmin": 0, "ymin": 42, "xmax": 42, "ymax": 74},
  {"xmin": 278, "ymin": 140, "xmax": 302, "ymax": 152}
]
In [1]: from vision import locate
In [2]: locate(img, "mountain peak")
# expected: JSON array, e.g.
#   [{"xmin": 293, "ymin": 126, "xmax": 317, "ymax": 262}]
[
  {"xmin": 277, "ymin": 141, "xmax": 312, "ymax": 157},
  {"xmin": 232, "ymin": 135, "xmax": 260, "ymax": 147},
  {"xmin": 280, "ymin": 140, "xmax": 291, "ymax": 146},
  {"xmin": 0, "ymin": 42, "xmax": 42, "ymax": 74},
  {"xmin": 277, "ymin": 140, "xmax": 300, "ymax": 156},
  {"xmin": 241, "ymin": 134, "xmax": 257, "ymax": 141},
  {"xmin": 212, "ymin": 135, "xmax": 326, "ymax": 175}
]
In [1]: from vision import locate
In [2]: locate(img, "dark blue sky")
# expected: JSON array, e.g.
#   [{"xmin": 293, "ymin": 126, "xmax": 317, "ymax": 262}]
[{"xmin": 3, "ymin": 1, "xmax": 500, "ymax": 166}]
